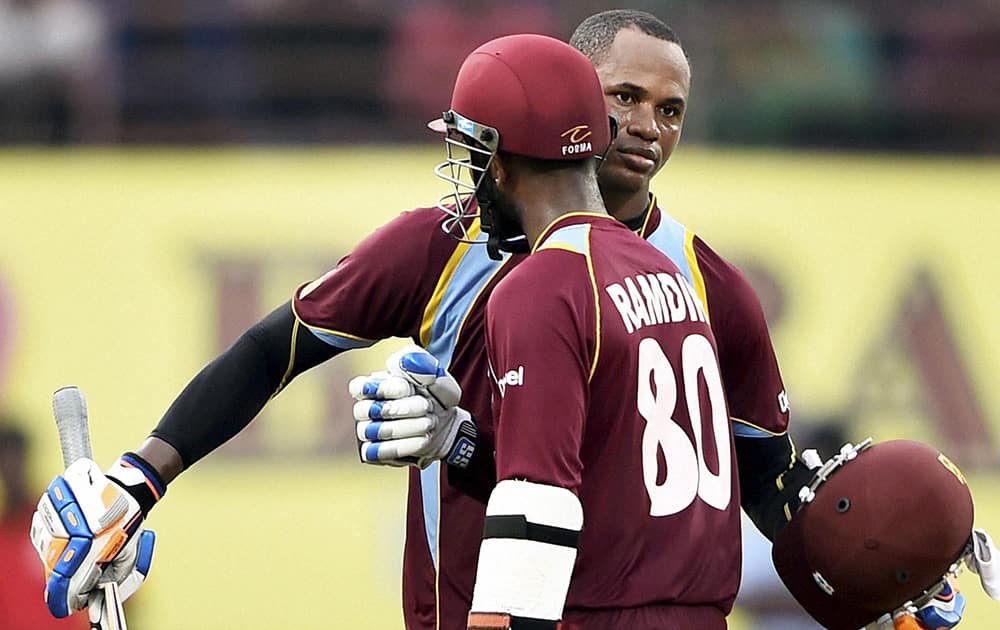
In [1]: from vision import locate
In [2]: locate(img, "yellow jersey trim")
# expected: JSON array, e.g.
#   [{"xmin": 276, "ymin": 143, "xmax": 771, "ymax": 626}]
[
  {"xmin": 683, "ymin": 228, "xmax": 710, "ymax": 321},
  {"xmin": 272, "ymin": 316, "xmax": 300, "ymax": 398},
  {"xmin": 583, "ymin": 225, "xmax": 601, "ymax": 382},
  {"xmin": 290, "ymin": 297, "xmax": 377, "ymax": 343},
  {"xmin": 731, "ymin": 416, "xmax": 788, "ymax": 437},
  {"xmin": 537, "ymin": 242, "xmax": 584, "ymax": 255},
  {"xmin": 636, "ymin": 194, "xmax": 657, "ymax": 236},
  {"xmin": 530, "ymin": 212, "xmax": 613, "ymax": 253},
  {"xmin": 420, "ymin": 220, "xmax": 482, "ymax": 347}
]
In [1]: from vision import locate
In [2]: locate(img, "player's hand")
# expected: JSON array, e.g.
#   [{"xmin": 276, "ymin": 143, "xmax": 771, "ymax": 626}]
[
  {"xmin": 867, "ymin": 579, "xmax": 966, "ymax": 630},
  {"xmin": 913, "ymin": 579, "xmax": 966, "ymax": 629},
  {"xmin": 966, "ymin": 528, "xmax": 1000, "ymax": 600},
  {"xmin": 29, "ymin": 454, "xmax": 164, "ymax": 618},
  {"xmin": 350, "ymin": 345, "xmax": 477, "ymax": 469}
]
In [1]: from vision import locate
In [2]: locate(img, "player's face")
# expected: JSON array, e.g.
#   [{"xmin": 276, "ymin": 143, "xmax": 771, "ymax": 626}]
[{"xmin": 594, "ymin": 29, "xmax": 690, "ymax": 197}]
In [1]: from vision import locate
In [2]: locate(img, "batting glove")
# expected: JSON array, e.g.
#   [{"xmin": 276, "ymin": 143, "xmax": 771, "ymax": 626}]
[
  {"xmin": 966, "ymin": 528, "xmax": 1000, "ymax": 600},
  {"xmin": 349, "ymin": 345, "xmax": 477, "ymax": 469},
  {"xmin": 914, "ymin": 579, "xmax": 966, "ymax": 629},
  {"xmin": 29, "ymin": 453, "xmax": 163, "ymax": 618},
  {"xmin": 868, "ymin": 579, "xmax": 966, "ymax": 630}
]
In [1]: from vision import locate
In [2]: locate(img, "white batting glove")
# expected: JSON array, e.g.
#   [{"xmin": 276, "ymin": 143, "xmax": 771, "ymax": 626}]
[
  {"xmin": 349, "ymin": 345, "xmax": 477, "ymax": 469},
  {"xmin": 967, "ymin": 528, "xmax": 1000, "ymax": 600},
  {"xmin": 29, "ymin": 454, "xmax": 162, "ymax": 618}
]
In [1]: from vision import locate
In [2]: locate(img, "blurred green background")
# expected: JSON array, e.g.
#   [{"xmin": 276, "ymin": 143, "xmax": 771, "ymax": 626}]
[{"xmin": 1, "ymin": 147, "xmax": 998, "ymax": 627}]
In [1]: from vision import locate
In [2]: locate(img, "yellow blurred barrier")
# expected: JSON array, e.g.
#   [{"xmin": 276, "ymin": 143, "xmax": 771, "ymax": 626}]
[{"xmin": 0, "ymin": 147, "xmax": 998, "ymax": 628}]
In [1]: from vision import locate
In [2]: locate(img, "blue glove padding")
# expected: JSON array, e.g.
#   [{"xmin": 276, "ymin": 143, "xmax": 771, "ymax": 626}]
[
  {"xmin": 915, "ymin": 580, "xmax": 966, "ymax": 629},
  {"xmin": 30, "ymin": 456, "xmax": 161, "ymax": 617},
  {"xmin": 349, "ymin": 345, "xmax": 477, "ymax": 469}
]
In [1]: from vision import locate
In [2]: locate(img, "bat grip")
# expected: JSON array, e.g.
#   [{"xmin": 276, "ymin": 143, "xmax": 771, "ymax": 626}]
[{"xmin": 53, "ymin": 386, "xmax": 94, "ymax": 465}]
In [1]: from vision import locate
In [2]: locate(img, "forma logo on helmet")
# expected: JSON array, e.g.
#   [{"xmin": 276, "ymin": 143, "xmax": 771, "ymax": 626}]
[{"xmin": 431, "ymin": 33, "xmax": 615, "ymax": 260}]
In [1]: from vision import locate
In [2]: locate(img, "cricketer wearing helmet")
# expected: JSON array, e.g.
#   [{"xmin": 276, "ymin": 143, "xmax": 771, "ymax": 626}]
[
  {"xmin": 27, "ymin": 11, "xmax": 813, "ymax": 628},
  {"xmin": 32, "ymin": 10, "xmax": 981, "ymax": 630},
  {"xmin": 430, "ymin": 32, "xmax": 741, "ymax": 630},
  {"xmin": 360, "ymin": 34, "xmax": 1000, "ymax": 630}
]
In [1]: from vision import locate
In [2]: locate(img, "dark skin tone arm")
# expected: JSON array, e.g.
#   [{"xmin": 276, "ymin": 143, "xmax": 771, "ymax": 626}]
[{"xmin": 135, "ymin": 437, "xmax": 183, "ymax": 485}]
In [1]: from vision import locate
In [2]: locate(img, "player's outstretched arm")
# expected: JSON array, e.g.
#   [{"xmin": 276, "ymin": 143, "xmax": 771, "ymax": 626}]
[
  {"xmin": 32, "ymin": 301, "xmax": 343, "ymax": 617},
  {"xmin": 142, "ymin": 300, "xmax": 341, "ymax": 479}
]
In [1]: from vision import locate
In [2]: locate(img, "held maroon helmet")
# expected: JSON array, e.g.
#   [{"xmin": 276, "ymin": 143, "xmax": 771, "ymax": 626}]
[
  {"xmin": 431, "ymin": 34, "xmax": 612, "ymax": 250},
  {"xmin": 772, "ymin": 439, "xmax": 974, "ymax": 630}
]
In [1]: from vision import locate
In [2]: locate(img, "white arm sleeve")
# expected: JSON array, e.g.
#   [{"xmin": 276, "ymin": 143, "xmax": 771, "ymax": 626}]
[{"xmin": 471, "ymin": 479, "xmax": 583, "ymax": 623}]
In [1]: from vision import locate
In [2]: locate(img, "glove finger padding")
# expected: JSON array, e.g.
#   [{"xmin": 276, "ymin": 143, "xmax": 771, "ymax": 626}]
[
  {"xmin": 354, "ymin": 396, "xmax": 433, "ymax": 422},
  {"xmin": 349, "ymin": 373, "xmax": 416, "ymax": 401},
  {"xmin": 360, "ymin": 436, "xmax": 431, "ymax": 464},
  {"xmin": 349, "ymin": 345, "xmax": 476, "ymax": 469},
  {"xmin": 387, "ymin": 345, "xmax": 461, "ymax": 409},
  {"xmin": 357, "ymin": 417, "xmax": 435, "ymax": 442}
]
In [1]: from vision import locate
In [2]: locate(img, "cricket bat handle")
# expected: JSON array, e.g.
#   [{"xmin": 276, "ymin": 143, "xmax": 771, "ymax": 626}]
[
  {"xmin": 52, "ymin": 386, "xmax": 127, "ymax": 630},
  {"xmin": 53, "ymin": 386, "xmax": 94, "ymax": 464}
]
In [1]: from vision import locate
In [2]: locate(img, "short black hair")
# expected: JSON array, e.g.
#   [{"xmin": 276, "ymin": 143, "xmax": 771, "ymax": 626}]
[{"xmin": 570, "ymin": 9, "xmax": 683, "ymax": 65}]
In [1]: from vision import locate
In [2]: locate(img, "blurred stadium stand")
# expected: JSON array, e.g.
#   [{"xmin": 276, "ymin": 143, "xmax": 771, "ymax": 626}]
[{"xmin": 1, "ymin": 0, "xmax": 998, "ymax": 150}]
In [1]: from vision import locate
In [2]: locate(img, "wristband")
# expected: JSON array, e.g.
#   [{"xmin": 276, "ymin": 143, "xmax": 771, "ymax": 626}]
[
  {"xmin": 106, "ymin": 452, "xmax": 167, "ymax": 518},
  {"xmin": 467, "ymin": 612, "xmax": 561, "ymax": 630}
]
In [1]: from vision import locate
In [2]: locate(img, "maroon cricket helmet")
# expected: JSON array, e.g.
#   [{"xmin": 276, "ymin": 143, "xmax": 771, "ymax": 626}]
[
  {"xmin": 429, "ymin": 33, "xmax": 611, "ymax": 161},
  {"xmin": 772, "ymin": 440, "xmax": 974, "ymax": 629}
]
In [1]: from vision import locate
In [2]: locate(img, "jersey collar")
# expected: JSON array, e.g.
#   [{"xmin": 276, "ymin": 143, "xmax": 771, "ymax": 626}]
[
  {"xmin": 630, "ymin": 194, "xmax": 662, "ymax": 238},
  {"xmin": 531, "ymin": 212, "xmax": 618, "ymax": 254}
]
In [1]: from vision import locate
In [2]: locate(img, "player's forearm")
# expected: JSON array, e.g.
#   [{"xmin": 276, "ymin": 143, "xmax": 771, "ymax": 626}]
[
  {"xmin": 135, "ymin": 436, "xmax": 184, "ymax": 484},
  {"xmin": 736, "ymin": 433, "xmax": 813, "ymax": 542},
  {"xmin": 147, "ymin": 301, "xmax": 340, "ymax": 472}
]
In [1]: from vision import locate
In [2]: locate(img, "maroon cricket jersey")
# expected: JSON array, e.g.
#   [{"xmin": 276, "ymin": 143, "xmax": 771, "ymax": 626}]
[
  {"xmin": 292, "ymin": 198, "xmax": 787, "ymax": 630},
  {"xmin": 485, "ymin": 213, "xmax": 741, "ymax": 628}
]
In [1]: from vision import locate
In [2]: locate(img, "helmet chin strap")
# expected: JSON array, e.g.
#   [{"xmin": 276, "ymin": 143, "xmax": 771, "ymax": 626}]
[
  {"xmin": 485, "ymin": 233, "xmax": 530, "ymax": 261},
  {"xmin": 476, "ymin": 174, "xmax": 530, "ymax": 261},
  {"xmin": 486, "ymin": 231, "xmax": 504, "ymax": 261}
]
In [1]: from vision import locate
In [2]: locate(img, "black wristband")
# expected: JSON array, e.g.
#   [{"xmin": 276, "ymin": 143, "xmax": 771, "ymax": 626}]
[{"xmin": 107, "ymin": 451, "xmax": 167, "ymax": 517}]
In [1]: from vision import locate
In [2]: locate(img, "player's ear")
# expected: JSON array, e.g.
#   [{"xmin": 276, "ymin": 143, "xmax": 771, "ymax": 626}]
[{"xmin": 488, "ymin": 153, "xmax": 509, "ymax": 188}]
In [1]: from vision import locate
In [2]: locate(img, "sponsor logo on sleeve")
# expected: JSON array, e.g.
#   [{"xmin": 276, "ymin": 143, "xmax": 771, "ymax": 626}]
[{"xmin": 491, "ymin": 364, "xmax": 525, "ymax": 397}]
